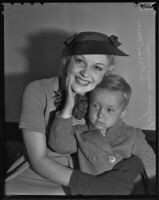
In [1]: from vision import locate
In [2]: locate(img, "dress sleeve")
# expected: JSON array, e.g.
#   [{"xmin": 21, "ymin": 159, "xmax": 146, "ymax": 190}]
[
  {"xmin": 48, "ymin": 113, "xmax": 77, "ymax": 154},
  {"xmin": 19, "ymin": 81, "xmax": 46, "ymax": 133},
  {"xmin": 132, "ymin": 129, "xmax": 156, "ymax": 178}
]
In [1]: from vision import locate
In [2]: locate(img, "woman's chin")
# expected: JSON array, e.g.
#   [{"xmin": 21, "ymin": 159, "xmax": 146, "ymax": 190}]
[
  {"xmin": 72, "ymin": 84, "xmax": 94, "ymax": 95},
  {"xmin": 72, "ymin": 86, "xmax": 87, "ymax": 95}
]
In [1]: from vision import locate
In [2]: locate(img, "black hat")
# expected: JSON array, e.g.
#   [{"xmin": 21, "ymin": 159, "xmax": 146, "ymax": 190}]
[{"xmin": 61, "ymin": 31, "xmax": 129, "ymax": 57}]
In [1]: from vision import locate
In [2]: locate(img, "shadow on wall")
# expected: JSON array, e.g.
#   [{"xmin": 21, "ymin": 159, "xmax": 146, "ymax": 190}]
[{"xmin": 5, "ymin": 29, "xmax": 72, "ymax": 122}]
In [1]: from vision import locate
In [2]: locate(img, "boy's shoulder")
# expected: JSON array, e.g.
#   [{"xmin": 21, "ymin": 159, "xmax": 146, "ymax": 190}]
[
  {"xmin": 121, "ymin": 121, "xmax": 144, "ymax": 138},
  {"xmin": 75, "ymin": 123, "xmax": 88, "ymax": 132}
]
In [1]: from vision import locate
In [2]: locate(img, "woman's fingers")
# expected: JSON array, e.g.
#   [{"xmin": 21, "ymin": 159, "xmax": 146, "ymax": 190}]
[{"xmin": 67, "ymin": 74, "xmax": 76, "ymax": 97}]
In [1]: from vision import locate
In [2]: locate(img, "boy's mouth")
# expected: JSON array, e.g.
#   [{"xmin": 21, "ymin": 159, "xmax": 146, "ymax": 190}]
[
  {"xmin": 95, "ymin": 123, "xmax": 107, "ymax": 136},
  {"xmin": 96, "ymin": 122, "xmax": 105, "ymax": 128},
  {"xmin": 96, "ymin": 120, "xmax": 105, "ymax": 126}
]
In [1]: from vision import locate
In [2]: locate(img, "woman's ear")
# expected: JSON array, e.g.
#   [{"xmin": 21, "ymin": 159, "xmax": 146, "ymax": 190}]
[
  {"xmin": 61, "ymin": 57, "xmax": 67, "ymax": 65},
  {"xmin": 60, "ymin": 56, "xmax": 71, "ymax": 76},
  {"xmin": 105, "ymin": 65, "xmax": 114, "ymax": 75},
  {"xmin": 108, "ymin": 65, "xmax": 114, "ymax": 72}
]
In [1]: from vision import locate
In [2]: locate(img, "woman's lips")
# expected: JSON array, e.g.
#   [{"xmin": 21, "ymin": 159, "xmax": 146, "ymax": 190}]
[{"xmin": 75, "ymin": 76, "xmax": 91, "ymax": 86}]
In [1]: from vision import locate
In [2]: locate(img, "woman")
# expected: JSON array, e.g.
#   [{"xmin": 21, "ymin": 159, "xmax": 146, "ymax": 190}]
[{"xmin": 5, "ymin": 31, "xmax": 143, "ymax": 195}]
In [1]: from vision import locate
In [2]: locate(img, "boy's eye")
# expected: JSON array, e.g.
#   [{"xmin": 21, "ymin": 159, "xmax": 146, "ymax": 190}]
[
  {"xmin": 92, "ymin": 103, "xmax": 99, "ymax": 108},
  {"xmin": 106, "ymin": 108, "xmax": 115, "ymax": 113},
  {"xmin": 95, "ymin": 65, "xmax": 103, "ymax": 71}
]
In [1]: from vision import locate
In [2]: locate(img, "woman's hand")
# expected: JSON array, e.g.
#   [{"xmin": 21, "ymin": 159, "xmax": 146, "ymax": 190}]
[
  {"xmin": 66, "ymin": 74, "xmax": 76, "ymax": 108},
  {"xmin": 60, "ymin": 74, "xmax": 76, "ymax": 118}
]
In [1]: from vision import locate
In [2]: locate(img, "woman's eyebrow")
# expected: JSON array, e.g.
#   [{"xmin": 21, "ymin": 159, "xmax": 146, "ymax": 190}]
[
  {"xmin": 79, "ymin": 55, "xmax": 86, "ymax": 60},
  {"xmin": 73, "ymin": 55, "xmax": 86, "ymax": 61},
  {"xmin": 81, "ymin": 56, "xmax": 106, "ymax": 66},
  {"xmin": 95, "ymin": 63, "xmax": 106, "ymax": 67}
]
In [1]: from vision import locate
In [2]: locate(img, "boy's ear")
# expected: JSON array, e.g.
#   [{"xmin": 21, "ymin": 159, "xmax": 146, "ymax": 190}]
[
  {"xmin": 120, "ymin": 112, "xmax": 124, "ymax": 119},
  {"xmin": 120, "ymin": 108, "xmax": 128, "ymax": 118}
]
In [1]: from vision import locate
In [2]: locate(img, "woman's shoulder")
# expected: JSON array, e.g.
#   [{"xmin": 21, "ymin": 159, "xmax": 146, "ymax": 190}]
[{"xmin": 24, "ymin": 76, "xmax": 59, "ymax": 94}]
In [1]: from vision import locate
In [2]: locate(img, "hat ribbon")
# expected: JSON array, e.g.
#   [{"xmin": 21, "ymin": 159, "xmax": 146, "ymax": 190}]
[
  {"xmin": 64, "ymin": 33, "xmax": 78, "ymax": 46},
  {"xmin": 109, "ymin": 35, "xmax": 122, "ymax": 48}
]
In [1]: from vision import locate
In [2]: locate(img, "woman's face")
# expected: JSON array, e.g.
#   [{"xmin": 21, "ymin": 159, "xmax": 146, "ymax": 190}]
[{"xmin": 66, "ymin": 54, "xmax": 110, "ymax": 94}]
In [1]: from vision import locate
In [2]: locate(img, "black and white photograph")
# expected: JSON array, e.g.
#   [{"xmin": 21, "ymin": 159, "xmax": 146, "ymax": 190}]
[{"xmin": 1, "ymin": 2, "xmax": 158, "ymax": 199}]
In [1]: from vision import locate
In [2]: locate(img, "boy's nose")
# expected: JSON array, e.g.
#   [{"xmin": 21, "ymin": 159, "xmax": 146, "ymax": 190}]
[{"xmin": 98, "ymin": 108, "xmax": 104, "ymax": 118}]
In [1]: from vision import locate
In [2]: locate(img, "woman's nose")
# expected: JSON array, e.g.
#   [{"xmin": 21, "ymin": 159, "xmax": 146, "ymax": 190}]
[{"xmin": 80, "ymin": 67, "xmax": 90, "ymax": 78}]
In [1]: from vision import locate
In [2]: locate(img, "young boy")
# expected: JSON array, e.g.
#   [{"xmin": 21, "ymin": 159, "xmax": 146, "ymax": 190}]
[{"xmin": 49, "ymin": 73, "xmax": 156, "ymax": 179}]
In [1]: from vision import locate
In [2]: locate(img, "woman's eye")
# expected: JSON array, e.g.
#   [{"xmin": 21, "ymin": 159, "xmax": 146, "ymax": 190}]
[
  {"xmin": 75, "ymin": 58, "xmax": 84, "ymax": 64},
  {"xmin": 95, "ymin": 65, "xmax": 103, "ymax": 71}
]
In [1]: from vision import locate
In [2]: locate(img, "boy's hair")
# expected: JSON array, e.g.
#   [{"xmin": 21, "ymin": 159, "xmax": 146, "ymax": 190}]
[{"xmin": 94, "ymin": 73, "xmax": 132, "ymax": 108}]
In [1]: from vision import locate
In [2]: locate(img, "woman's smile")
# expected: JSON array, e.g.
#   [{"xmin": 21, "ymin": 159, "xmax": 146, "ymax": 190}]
[{"xmin": 75, "ymin": 76, "xmax": 91, "ymax": 87}]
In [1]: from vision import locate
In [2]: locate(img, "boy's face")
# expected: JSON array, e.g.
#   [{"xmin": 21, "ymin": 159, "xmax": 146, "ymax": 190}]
[{"xmin": 89, "ymin": 88, "xmax": 125, "ymax": 132}]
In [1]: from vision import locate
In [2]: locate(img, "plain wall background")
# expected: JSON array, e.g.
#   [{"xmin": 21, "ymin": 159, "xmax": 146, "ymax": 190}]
[{"xmin": 4, "ymin": 3, "xmax": 156, "ymax": 130}]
